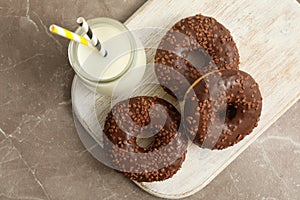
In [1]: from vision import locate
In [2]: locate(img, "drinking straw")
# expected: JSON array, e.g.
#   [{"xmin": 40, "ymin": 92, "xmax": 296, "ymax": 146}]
[
  {"xmin": 77, "ymin": 17, "xmax": 107, "ymax": 57},
  {"xmin": 49, "ymin": 24, "xmax": 94, "ymax": 48}
]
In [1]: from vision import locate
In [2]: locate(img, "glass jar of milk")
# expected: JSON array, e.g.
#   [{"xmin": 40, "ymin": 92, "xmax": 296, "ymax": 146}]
[{"xmin": 68, "ymin": 18, "xmax": 146, "ymax": 96}]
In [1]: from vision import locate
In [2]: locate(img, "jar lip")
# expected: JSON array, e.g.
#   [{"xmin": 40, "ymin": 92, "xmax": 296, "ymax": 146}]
[{"xmin": 68, "ymin": 17, "xmax": 136, "ymax": 83}]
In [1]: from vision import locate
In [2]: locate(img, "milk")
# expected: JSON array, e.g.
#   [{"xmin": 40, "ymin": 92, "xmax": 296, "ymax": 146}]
[
  {"xmin": 68, "ymin": 18, "xmax": 146, "ymax": 96},
  {"xmin": 77, "ymin": 26, "xmax": 132, "ymax": 80}
]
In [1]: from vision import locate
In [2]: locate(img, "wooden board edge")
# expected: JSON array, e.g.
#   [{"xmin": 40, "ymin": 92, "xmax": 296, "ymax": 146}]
[{"xmin": 125, "ymin": 0, "xmax": 156, "ymax": 25}]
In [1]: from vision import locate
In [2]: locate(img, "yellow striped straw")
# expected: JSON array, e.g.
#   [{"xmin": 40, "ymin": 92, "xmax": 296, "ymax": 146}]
[{"xmin": 49, "ymin": 24, "xmax": 94, "ymax": 48}]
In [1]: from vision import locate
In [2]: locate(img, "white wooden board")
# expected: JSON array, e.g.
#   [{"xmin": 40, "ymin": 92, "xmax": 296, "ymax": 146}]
[{"xmin": 72, "ymin": 0, "xmax": 300, "ymax": 199}]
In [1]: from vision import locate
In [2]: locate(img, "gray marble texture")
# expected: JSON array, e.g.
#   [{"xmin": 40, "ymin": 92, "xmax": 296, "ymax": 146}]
[{"xmin": 0, "ymin": 0, "xmax": 299, "ymax": 199}]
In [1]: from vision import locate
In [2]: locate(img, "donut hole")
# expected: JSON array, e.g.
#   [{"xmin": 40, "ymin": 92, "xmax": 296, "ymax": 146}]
[
  {"xmin": 136, "ymin": 136, "xmax": 156, "ymax": 149},
  {"xmin": 187, "ymin": 49, "xmax": 211, "ymax": 68},
  {"xmin": 217, "ymin": 103, "xmax": 237, "ymax": 121},
  {"xmin": 226, "ymin": 104, "xmax": 237, "ymax": 121}
]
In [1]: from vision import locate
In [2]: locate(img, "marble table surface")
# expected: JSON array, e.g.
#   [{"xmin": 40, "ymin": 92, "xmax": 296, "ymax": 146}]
[{"xmin": 0, "ymin": 0, "xmax": 299, "ymax": 199}]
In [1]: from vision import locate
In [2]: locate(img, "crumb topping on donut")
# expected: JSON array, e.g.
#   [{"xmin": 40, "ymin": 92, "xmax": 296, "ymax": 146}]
[
  {"xmin": 103, "ymin": 96, "xmax": 187, "ymax": 182},
  {"xmin": 155, "ymin": 14, "xmax": 240, "ymax": 99},
  {"xmin": 184, "ymin": 70, "xmax": 262, "ymax": 150}
]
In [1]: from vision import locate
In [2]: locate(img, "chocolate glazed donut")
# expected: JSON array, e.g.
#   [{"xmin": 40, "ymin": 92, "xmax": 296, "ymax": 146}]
[
  {"xmin": 155, "ymin": 14, "xmax": 240, "ymax": 100},
  {"xmin": 103, "ymin": 96, "xmax": 187, "ymax": 182},
  {"xmin": 183, "ymin": 70, "xmax": 262, "ymax": 150}
]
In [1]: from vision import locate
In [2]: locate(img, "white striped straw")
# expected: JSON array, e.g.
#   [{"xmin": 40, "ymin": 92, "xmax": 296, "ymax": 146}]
[
  {"xmin": 49, "ymin": 24, "xmax": 94, "ymax": 48},
  {"xmin": 77, "ymin": 17, "xmax": 107, "ymax": 57}
]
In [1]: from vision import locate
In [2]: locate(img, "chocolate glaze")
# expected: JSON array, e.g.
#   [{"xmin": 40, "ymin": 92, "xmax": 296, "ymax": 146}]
[
  {"xmin": 184, "ymin": 70, "xmax": 262, "ymax": 150},
  {"xmin": 103, "ymin": 96, "xmax": 187, "ymax": 182},
  {"xmin": 155, "ymin": 14, "xmax": 240, "ymax": 100}
]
